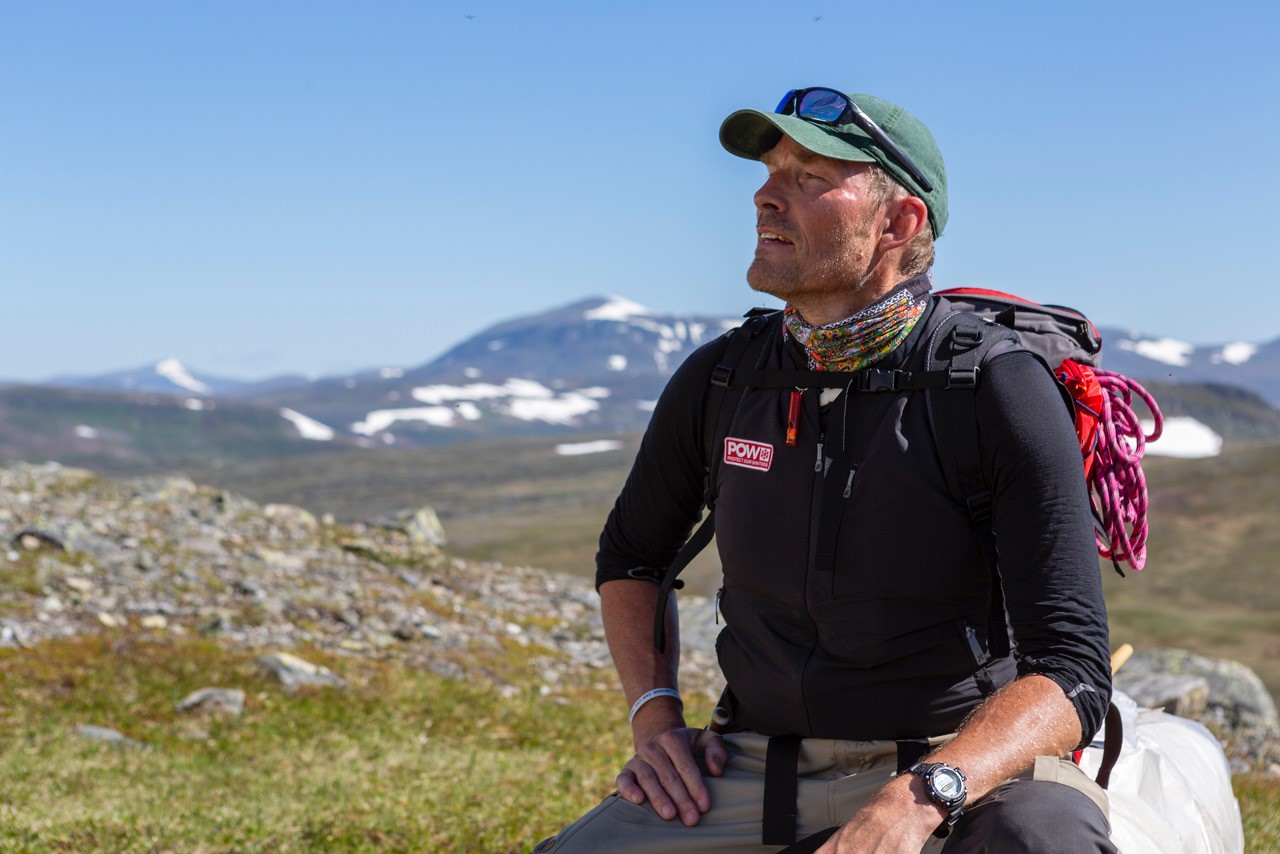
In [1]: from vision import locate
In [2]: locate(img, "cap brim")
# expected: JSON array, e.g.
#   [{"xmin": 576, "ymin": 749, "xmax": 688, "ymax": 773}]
[{"xmin": 719, "ymin": 109, "xmax": 879, "ymax": 164}]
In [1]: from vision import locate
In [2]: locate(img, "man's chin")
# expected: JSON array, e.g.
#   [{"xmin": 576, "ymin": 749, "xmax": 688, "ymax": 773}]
[{"xmin": 746, "ymin": 262, "xmax": 797, "ymax": 301}]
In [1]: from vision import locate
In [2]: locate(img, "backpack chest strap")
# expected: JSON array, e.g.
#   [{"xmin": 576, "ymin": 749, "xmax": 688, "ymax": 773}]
[{"xmin": 714, "ymin": 365, "xmax": 978, "ymax": 392}]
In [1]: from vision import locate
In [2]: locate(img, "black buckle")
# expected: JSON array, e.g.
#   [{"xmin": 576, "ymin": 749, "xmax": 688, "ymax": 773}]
[
  {"xmin": 952, "ymin": 326, "xmax": 984, "ymax": 347},
  {"xmin": 858, "ymin": 369, "xmax": 906, "ymax": 392},
  {"xmin": 711, "ymin": 364, "xmax": 734, "ymax": 388},
  {"xmin": 965, "ymin": 491, "xmax": 993, "ymax": 523},
  {"xmin": 947, "ymin": 368, "xmax": 979, "ymax": 388},
  {"xmin": 628, "ymin": 567, "xmax": 683, "ymax": 589}
]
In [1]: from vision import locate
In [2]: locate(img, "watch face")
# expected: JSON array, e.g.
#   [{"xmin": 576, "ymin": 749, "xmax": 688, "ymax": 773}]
[{"xmin": 931, "ymin": 767, "xmax": 964, "ymax": 803}]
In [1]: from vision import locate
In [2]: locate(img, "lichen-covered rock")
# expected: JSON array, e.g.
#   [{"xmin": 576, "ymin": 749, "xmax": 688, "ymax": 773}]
[
  {"xmin": 176, "ymin": 687, "xmax": 246, "ymax": 715},
  {"xmin": 1117, "ymin": 649, "xmax": 1280, "ymax": 729},
  {"xmin": 257, "ymin": 652, "xmax": 344, "ymax": 690}
]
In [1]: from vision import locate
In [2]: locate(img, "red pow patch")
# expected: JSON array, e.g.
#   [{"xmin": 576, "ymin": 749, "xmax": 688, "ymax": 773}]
[{"xmin": 723, "ymin": 438, "xmax": 774, "ymax": 472}]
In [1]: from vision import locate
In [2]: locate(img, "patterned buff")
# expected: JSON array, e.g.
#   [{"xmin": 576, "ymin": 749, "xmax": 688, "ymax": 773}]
[{"xmin": 783, "ymin": 277, "xmax": 932, "ymax": 372}]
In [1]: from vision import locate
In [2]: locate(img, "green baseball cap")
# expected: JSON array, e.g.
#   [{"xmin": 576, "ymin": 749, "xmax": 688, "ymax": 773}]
[{"xmin": 719, "ymin": 90, "xmax": 948, "ymax": 237}]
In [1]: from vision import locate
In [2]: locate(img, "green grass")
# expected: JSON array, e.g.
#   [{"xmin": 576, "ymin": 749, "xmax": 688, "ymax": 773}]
[
  {"xmin": 0, "ymin": 635, "xmax": 649, "ymax": 852},
  {"xmin": 1, "ymin": 634, "xmax": 1275, "ymax": 852}
]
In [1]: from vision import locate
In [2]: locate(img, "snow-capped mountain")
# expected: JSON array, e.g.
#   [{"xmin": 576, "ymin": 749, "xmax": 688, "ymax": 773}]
[
  {"xmin": 1098, "ymin": 328, "xmax": 1280, "ymax": 405},
  {"xmin": 47, "ymin": 359, "xmax": 258, "ymax": 398},
  {"xmin": 29, "ymin": 296, "xmax": 1280, "ymax": 459},
  {"xmin": 249, "ymin": 296, "xmax": 741, "ymax": 443}
]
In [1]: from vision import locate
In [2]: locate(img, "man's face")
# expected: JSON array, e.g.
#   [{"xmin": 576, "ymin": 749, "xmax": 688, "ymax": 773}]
[{"xmin": 746, "ymin": 136, "xmax": 886, "ymax": 305}]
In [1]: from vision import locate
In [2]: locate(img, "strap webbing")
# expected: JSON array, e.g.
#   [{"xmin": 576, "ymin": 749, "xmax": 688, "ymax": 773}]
[
  {"xmin": 762, "ymin": 734, "xmax": 803, "ymax": 845},
  {"xmin": 723, "ymin": 365, "xmax": 969, "ymax": 392},
  {"xmin": 922, "ymin": 308, "xmax": 1012, "ymax": 661},
  {"xmin": 896, "ymin": 738, "xmax": 932, "ymax": 773},
  {"xmin": 651, "ymin": 310, "xmax": 775, "ymax": 653},
  {"xmin": 769, "ymin": 738, "xmax": 931, "ymax": 853},
  {"xmin": 652, "ymin": 512, "xmax": 715, "ymax": 653},
  {"xmin": 1094, "ymin": 701, "xmax": 1124, "ymax": 789}
]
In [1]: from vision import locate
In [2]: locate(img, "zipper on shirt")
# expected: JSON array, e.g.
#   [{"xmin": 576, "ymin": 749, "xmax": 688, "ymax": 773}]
[
  {"xmin": 715, "ymin": 587, "xmax": 723, "ymax": 625},
  {"xmin": 842, "ymin": 464, "xmax": 859, "ymax": 498}
]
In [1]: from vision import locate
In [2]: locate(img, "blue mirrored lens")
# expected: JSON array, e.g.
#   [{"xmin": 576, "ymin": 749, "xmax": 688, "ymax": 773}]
[{"xmin": 797, "ymin": 90, "xmax": 848, "ymax": 123}]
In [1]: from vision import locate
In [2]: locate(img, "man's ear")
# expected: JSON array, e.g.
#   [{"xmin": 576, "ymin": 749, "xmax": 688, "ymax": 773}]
[{"xmin": 877, "ymin": 195, "xmax": 929, "ymax": 253}]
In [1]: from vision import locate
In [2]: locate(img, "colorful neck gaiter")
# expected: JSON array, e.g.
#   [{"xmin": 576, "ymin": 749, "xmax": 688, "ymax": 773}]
[{"xmin": 783, "ymin": 274, "xmax": 931, "ymax": 372}]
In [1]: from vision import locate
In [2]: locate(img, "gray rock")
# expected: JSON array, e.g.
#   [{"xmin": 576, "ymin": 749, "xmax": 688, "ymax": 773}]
[
  {"xmin": 75, "ymin": 724, "xmax": 145, "ymax": 748},
  {"xmin": 13, "ymin": 528, "xmax": 65, "ymax": 552},
  {"xmin": 214, "ymin": 491, "xmax": 260, "ymax": 517},
  {"xmin": 0, "ymin": 620, "xmax": 23, "ymax": 647},
  {"xmin": 257, "ymin": 652, "xmax": 344, "ymax": 690},
  {"xmin": 263, "ymin": 503, "xmax": 319, "ymax": 531},
  {"xmin": 129, "ymin": 475, "xmax": 198, "ymax": 503},
  {"xmin": 52, "ymin": 520, "xmax": 118, "ymax": 558},
  {"xmin": 175, "ymin": 687, "xmax": 246, "ymax": 716},
  {"xmin": 368, "ymin": 506, "xmax": 447, "ymax": 547},
  {"xmin": 1117, "ymin": 648, "xmax": 1280, "ymax": 729},
  {"xmin": 1114, "ymin": 672, "xmax": 1209, "ymax": 718}
]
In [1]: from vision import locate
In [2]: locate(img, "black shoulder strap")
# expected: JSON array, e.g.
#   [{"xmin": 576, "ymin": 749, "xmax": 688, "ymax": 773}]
[
  {"xmin": 701, "ymin": 308, "xmax": 778, "ymax": 491},
  {"xmin": 922, "ymin": 308, "xmax": 1003, "ymax": 524},
  {"xmin": 652, "ymin": 308, "xmax": 777, "ymax": 653},
  {"xmin": 921, "ymin": 306, "xmax": 1017, "ymax": 661}
]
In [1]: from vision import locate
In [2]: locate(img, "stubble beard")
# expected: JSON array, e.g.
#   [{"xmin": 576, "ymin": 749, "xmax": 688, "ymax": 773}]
[{"xmin": 746, "ymin": 211, "xmax": 879, "ymax": 310}]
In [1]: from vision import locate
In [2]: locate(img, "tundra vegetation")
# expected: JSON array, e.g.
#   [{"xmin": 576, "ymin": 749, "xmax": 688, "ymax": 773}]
[{"xmin": 1, "ymin": 435, "xmax": 1278, "ymax": 851}]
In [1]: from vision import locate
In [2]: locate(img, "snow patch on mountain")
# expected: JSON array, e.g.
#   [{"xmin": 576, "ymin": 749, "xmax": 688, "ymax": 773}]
[
  {"xmin": 1212, "ymin": 343, "xmax": 1258, "ymax": 365},
  {"xmin": 1142, "ymin": 417, "xmax": 1222, "ymax": 458},
  {"xmin": 585, "ymin": 296, "xmax": 650, "ymax": 321},
  {"xmin": 555, "ymin": 439, "xmax": 623, "ymax": 456},
  {"xmin": 1114, "ymin": 337, "xmax": 1194, "ymax": 367},
  {"xmin": 412, "ymin": 379, "xmax": 554, "ymax": 405},
  {"xmin": 507, "ymin": 392, "xmax": 601, "ymax": 425},
  {"xmin": 351, "ymin": 407, "xmax": 461, "ymax": 435},
  {"xmin": 351, "ymin": 379, "xmax": 609, "ymax": 433},
  {"xmin": 155, "ymin": 359, "xmax": 212, "ymax": 395},
  {"xmin": 280, "ymin": 408, "xmax": 335, "ymax": 441}
]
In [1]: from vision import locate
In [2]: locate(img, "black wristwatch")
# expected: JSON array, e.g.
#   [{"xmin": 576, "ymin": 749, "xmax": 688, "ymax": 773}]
[{"xmin": 908, "ymin": 761, "xmax": 968, "ymax": 838}]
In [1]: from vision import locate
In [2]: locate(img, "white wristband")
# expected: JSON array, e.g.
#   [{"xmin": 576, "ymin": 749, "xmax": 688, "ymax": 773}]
[{"xmin": 628, "ymin": 688, "xmax": 683, "ymax": 725}]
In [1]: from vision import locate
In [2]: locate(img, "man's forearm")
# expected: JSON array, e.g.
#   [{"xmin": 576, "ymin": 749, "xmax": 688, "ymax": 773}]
[
  {"xmin": 600, "ymin": 579, "xmax": 685, "ymax": 737},
  {"xmin": 924, "ymin": 674, "xmax": 1082, "ymax": 802}
]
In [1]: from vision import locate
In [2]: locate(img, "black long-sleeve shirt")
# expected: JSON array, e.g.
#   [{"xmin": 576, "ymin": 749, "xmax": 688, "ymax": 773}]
[{"xmin": 597, "ymin": 304, "xmax": 1112, "ymax": 745}]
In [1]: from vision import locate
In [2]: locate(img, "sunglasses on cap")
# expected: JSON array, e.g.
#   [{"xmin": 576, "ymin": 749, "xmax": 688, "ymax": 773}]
[{"xmin": 774, "ymin": 87, "xmax": 934, "ymax": 194}]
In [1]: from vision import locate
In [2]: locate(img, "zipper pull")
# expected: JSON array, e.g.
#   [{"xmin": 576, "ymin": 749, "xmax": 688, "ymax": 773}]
[
  {"xmin": 965, "ymin": 624, "xmax": 988, "ymax": 663},
  {"xmin": 814, "ymin": 441, "xmax": 824, "ymax": 472},
  {"xmin": 786, "ymin": 389, "xmax": 803, "ymax": 446},
  {"xmin": 715, "ymin": 588, "xmax": 723, "ymax": 625},
  {"xmin": 842, "ymin": 465, "xmax": 858, "ymax": 498}
]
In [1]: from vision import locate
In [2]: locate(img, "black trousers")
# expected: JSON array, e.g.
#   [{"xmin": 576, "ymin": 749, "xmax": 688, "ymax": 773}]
[{"xmin": 943, "ymin": 778, "xmax": 1115, "ymax": 853}]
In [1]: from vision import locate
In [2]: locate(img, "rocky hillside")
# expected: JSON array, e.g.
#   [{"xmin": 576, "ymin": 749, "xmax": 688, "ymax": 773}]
[
  {"xmin": 0, "ymin": 461, "xmax": 1275, "ymax": 774},
  {"xmin": 0, "ymin": 462, "xmax": 722, "ymax": 702}
]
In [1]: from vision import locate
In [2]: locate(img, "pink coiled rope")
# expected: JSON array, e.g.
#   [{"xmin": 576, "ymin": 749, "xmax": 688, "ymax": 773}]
[{"xmin": 1090, "ymin": 368, "xmax": 1163, "ymax": 571}]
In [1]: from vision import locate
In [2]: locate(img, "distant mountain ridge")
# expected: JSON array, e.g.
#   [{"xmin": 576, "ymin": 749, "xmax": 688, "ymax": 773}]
[{"xmin": 9, "ymin": 295, "xmax": 1280, "ymax": 469}]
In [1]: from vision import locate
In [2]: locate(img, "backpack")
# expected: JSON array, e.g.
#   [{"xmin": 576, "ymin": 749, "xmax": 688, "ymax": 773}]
[{"xmin": 648, "ymin": 289, "xmax": 1163, "ymax": 654}]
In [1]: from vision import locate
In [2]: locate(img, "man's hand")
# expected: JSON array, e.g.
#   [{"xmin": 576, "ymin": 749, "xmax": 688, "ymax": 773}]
[
  {"xmin": 816, "ymin": 774, "xmax": 946, "ymax": 854},
  {"xmin": 616, "ymin": 723, "xmax": 727, "ymax": 827}
]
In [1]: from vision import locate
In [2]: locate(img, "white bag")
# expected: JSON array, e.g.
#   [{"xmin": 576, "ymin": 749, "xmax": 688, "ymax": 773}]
[{"xmin": 1077, "ymin": 690, "xmax": 1244, "ymax": 854}]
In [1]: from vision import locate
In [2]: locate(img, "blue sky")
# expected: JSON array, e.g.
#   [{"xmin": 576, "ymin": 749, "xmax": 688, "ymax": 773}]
[{"xmin": 2, "ymin": 0, "xmax": 1277, "ymax": 382}]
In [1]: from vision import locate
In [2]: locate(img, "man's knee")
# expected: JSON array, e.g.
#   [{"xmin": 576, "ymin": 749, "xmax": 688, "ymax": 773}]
[{"xmin": 943, "ymin": 780, "xmax": 1115, "ymax": 853}]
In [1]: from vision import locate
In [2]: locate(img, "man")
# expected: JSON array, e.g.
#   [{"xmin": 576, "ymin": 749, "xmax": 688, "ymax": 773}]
[{"xmin": 536, "ymin": 88, "xmax": 1114, "ymax": 853}]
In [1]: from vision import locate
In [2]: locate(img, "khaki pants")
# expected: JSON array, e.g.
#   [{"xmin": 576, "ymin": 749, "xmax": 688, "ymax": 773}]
[{"xmin": 535, "ymin": 733, "xmax": 1111, "ymax": 853}]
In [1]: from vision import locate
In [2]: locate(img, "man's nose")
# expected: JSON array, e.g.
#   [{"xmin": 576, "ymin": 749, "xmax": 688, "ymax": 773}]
[{"xmin": 754, "ymin": 173, "xmax": 785, "ymax": 213}]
